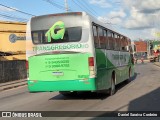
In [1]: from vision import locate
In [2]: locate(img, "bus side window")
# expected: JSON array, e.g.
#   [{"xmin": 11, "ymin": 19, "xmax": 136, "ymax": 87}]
[
  {"xmin": 121, "ymin": 37, "xmax": 127, "ymax": 51},
  {"xmin": 119, "ymin": 36, "xmax": 122, "ymax": 51},
  {"xmin": 121, "ymin": 36, "xmax": 125, "ymax": 51},
  {"xmin": 103, "ymin": 29, "xmax": 108, "ymax": 49},
  {"xmin": 93, "ymin": 25, "xmax": 99, "ymax": 48},
  {"xmin": 117, "ymin": 35, "xmax": 121, "ymax": 51},
  {"xmin": 98, "ymin": 27, "xmax": 105, "ymax": 49},
  {"xmin": 108, "ymin": 31, "xmax": 113, "ymax": 50},
  {"xmin": 114, "ymin": 33, "xmax": 120, "ymax": 51},
  {"xmin": 125, "ymin": 37, "xmax": 128, "ymax": 51},
  {"xmin": 111, "ymin": 32, "xmax": 114, "ymax": 50}
]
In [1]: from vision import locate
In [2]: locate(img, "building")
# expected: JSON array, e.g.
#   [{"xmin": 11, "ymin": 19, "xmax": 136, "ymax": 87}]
[
  {"xmin": 134, "ymin": 41, "xmax": 147, "ymax": 53},
  {"xmin": 134, "ymin": 41, "xmax": 147, "ymax": 59},
  {"xmin": 0, "ymin": 21, "xmax": 26, "ymax": 61}
]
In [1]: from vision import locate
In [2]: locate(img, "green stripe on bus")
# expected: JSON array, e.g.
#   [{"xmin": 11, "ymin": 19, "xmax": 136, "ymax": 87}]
[{"xmin": 28, "ymin": 78, "xmax": 96, "ymax": 92}]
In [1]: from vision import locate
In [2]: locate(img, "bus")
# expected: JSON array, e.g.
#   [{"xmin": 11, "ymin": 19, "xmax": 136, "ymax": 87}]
[{"xmin": 26, "ymin": 12, "xmax": 134, "ymax": 96}]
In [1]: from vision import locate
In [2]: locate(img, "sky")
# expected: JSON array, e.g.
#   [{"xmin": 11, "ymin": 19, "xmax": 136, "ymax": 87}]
[{"xmin": 0, "ymin": 0, "xmax": 160, "ymax": 41}]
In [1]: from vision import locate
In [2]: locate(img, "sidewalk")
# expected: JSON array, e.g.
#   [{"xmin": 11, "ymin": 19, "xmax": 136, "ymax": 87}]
[
  {"xmin": 154, "ymin": 62, "xmax": 160, "ymax": 67},
  {"xmin": 0, "ymin": 79, "xmax": 27, "ymax": 92}
]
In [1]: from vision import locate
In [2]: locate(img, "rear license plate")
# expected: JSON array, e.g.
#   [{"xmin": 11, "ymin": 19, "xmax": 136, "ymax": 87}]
[{"xmin": 52, "ymin": 72, "xmax": 64, "ymax": 76}]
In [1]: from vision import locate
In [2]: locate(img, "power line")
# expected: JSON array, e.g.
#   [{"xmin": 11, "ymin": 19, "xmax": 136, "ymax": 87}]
[
  {"xmin": 72, "ymin": 0, "xmax": 84, "ymax": 11},
  {"xmin": 54, "ymin": 0, "xmax": 64, "ymax": 6},
  {"xmin": 0, "ymin": 9, "xmax": 29, "ymax": 22},
  {"xmin": 76, "ymin": 0, "xmax": 98, "ymax": 17},
  {"xmin": 1, "ymin": 10, "xmax": 28, "ymax": 18},
  {"xmin": 72, "ymin": 0, "xmax": 98, "ymax": 17},
  {"xmin": 43, "ymin": 0, "xmax": 72, "ymax": 12},
  {"xmin": 83, "ymin": 0, "xmax": 99, "ymax": 16},
  {"xmin": 0, "ymin": 13, "xmax": 28, "ymax": 22},
  {"xmin": 0, "ymin": 3, "xmax": 35, "ymax": 16},
  {"xmin": 43, "ymin": 0, "xmax": 65, "ymax": 11},
  {"xmin": 0, "ymin": 14, "xmax": 28, "ymax": 22}
]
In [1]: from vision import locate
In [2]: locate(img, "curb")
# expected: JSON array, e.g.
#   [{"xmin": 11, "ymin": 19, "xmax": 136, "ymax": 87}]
[
  {"xmin": 0, "ymin": 79, "xmax": 27, "ymax": 92},
  {"xmin": 154, "ymin": 62, "xmax": 160, "ymax": 67}
]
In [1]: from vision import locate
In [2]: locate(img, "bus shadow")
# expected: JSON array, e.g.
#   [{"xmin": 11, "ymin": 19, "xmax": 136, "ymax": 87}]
[
  {"xmin": 115, "ymin": 72, "xmax": 138, "ymax": 92},
  {"xmin": 49, "ymin": 92, "xmax": 109, "ymax": 100},
  {"xmin": 49, "ymin": 73, "xmax": 139, "ymax": 100},
  {"xmin": 130, "ymin": 72, "xmax": 138, "ymax": 81},
  {"xmin": 90, "ymin": 88, "xmax": 160, "ymax": 118}
]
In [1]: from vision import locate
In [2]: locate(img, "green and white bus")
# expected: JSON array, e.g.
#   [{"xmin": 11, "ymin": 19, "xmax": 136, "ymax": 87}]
[{"xmin": 26, "ymin": 12, "xmax": 134, "ymax": 96}]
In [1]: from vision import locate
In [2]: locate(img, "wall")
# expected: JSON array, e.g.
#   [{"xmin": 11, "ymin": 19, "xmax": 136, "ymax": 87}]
[
  {"xmin": 134, "ymin": 41, "xmax": 147, "ymax": 52},
  {"xmin": 0, "ymin": 21, "xmax": 26, "ymax": 60},
  {"xmin": 0, "ymin": 60, "xmax": 27, "ymax": 83}
]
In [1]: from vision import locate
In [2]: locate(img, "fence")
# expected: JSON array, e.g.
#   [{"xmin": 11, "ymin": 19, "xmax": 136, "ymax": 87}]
[{"xmin": 0, "ymin": 60, "xmax": 27, "ymax": 83}]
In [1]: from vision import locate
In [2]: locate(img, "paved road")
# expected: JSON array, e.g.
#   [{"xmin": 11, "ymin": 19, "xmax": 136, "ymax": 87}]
[{"xmin": 0, "ymin": 62, "xmax": 160, "ymax": 118}]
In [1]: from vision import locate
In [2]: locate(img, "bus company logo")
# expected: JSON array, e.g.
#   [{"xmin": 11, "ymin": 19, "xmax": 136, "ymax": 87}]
[{"xmin": 45, "ymin": 21, "xmax": 65, "ymax": 42}]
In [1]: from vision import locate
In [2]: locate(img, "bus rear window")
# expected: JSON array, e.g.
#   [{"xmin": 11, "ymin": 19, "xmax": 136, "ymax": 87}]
[{"xmin": 31, "ymin": 27, "xmax": 82, "ymax": 44}]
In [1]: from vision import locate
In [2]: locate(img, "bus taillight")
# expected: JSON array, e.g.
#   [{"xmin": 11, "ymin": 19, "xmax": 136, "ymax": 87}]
[
  {"xmin": 88, "ymin": 57, "xmax": 94, "ymax": 66},
  {"xmin": 88, "ymin": 57, "xmax": 95, "ymax": 76}
]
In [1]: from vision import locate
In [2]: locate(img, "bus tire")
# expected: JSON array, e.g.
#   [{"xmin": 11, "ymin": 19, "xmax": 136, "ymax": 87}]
[
  {"xmin": 59, "ymin": 91, "xmax": 77, "ymax": 97},
  {"xmin": 129, "ymin": 67, "xmax": 132, "ymax": 79},
  {"xmin": 126, "ymin": 67, "xmax": 132, "ymax": 83},
  {"xmin": 110, "ymin": 74, "xmax": 116, "ymax": 96}
]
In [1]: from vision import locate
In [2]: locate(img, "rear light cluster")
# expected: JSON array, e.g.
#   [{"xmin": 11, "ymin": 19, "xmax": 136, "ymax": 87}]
[
  {"xmin": 89, "ymin": 57, "xmax": 94, "ymax": 66},
  {"xmin": 88, "ymin": 57, "xmax": 95, "ymax": 76}
]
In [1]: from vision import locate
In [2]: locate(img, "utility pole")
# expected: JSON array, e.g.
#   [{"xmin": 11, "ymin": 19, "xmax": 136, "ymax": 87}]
[{"xmin": 64, "ymin": 0, "xmax": 68, "ymax": 12}]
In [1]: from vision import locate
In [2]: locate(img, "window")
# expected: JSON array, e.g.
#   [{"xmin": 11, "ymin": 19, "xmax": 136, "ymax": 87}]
[
  {"xmin": 119, "ymin": 36, "xmax": 122, "ymax": 51},
  {"xmin": 114, "ymin": 34, "xmax": 120, "ymax": 50},
  {"xmin": 92, "ymin": 23, "xmax": 129, "ymax": 51},
  {"xmin": 117, "ymin": 35, "xmax": 121, "ymax": 51},
  {"xmin": 121, "ymin": 36, "xmax": 128, "ymax": 51},
  {"xmin": 104, "ymin": 29, "xmax": 108, "ymax": 49},
  {"xmin": 31, "ymin": 27, "xmax": 82, "ymax": 44},
  {"xmin": 32, "ymin": 32, "xmax": 43, "ymax": 44},
  {"xmin": 98, "ymin": 27, "xmax": 105, "ymax": 49},
  {"xmin": 108, "ymin": 31, "xmax": 114, "ymax": 50},
  {"xmin": 93, "ymin": 25, "xmax": 99, "ymax": 48},
  {"xmin": 32, "ymin": 32, "xmax": 39, "ymax": 44}
]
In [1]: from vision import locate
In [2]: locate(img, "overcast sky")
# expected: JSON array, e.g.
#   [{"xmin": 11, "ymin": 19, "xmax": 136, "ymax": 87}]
[{"xmin": 0, "ymin": 0, "xmax": 160, "ymax": 40}]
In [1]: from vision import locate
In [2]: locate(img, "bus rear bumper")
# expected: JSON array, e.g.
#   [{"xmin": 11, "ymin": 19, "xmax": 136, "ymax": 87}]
[{"xmin": 27, "ymin": 78, "xmax": 97, "ymax": 92}]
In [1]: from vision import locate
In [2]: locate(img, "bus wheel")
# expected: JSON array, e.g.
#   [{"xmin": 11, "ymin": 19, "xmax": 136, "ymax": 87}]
[
  {"xmin": 129, "ymin": 68, "xmax": 132, "ymax": 79},
  {"xmin": 126, "ymin": 68, "xmax": 131, "ymax": 83},
  {"xmin": 59, "ymin": 91, "xmax": 77, "ymax": 97},
  {"xmin": 110, "ymin": 76, "xmax": 115, "ymax": 96}
]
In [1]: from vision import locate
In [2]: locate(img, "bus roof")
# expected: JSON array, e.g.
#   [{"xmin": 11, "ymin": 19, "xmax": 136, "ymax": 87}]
[
  {"xmin": 31, "ymin": 12, "xmax": 83, "ymax": 20},
  {"xmin": 30, "ymin": 11, "xmax": 129, "ymax": 39}
]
